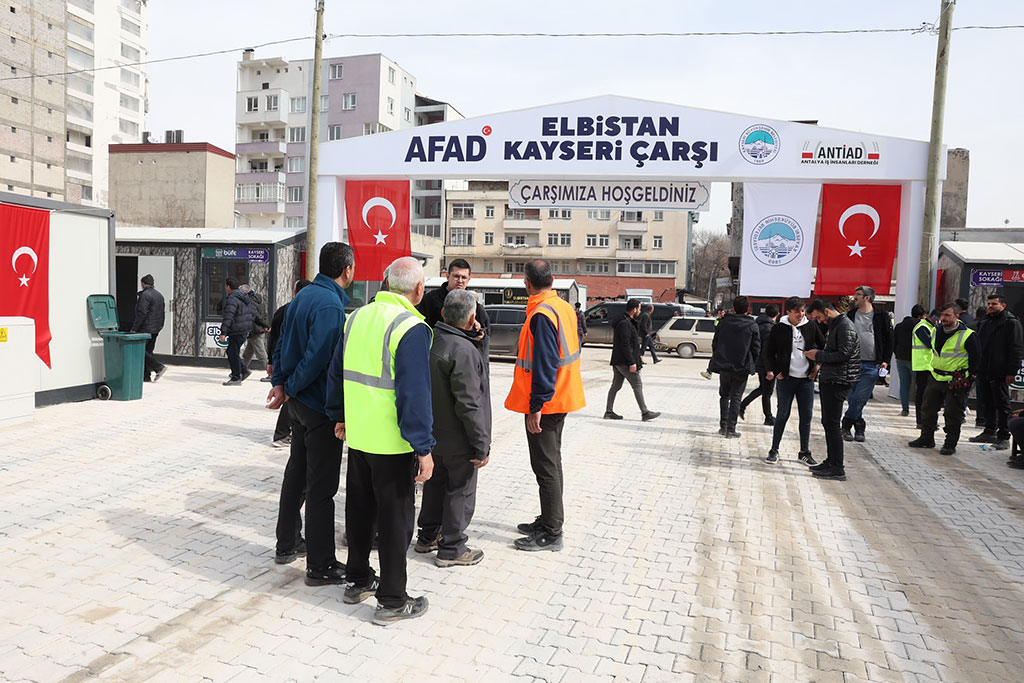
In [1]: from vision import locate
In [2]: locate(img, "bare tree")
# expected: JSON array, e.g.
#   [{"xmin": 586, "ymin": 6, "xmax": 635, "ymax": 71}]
[{"xmin": 690, "ymin": 229, "xmax": 731, "ymax": 306}]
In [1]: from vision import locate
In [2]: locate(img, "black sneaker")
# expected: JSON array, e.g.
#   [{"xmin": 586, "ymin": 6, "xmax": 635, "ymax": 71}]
[
  {"xmin": 726, "ymin": 430, "xmax": 741, "ymax": 438},
  {"xmin": 343, "ymin": 575, "xmax": 380, "ymax": 604},
  {"xmin": 414, "ymin": 534, "xmax": 440, "ymax": 553},
  {"xmin": 305, "ymin": 561, "xmax": 346, "ymax": 586},
  {"xmin": 373, "ymin": 596, "xmax": 429, "ymax": 626},
  {"xmin": 764, "ymin": 416, "xmax": 775, "ymax": 426},
  {"xmin": 841, "ymin": 429, "xmax": 853, "ymax": 442},
  {"xmin": 241, "ymin": 368, "xmax": 253, "ymax": 382},
  {"xmin": 812, "ymin": 466, "xmax": 847, "ymax": 481},
  {"xmin": 514, "ymin": 531, "xmax": 563, "ymax": 552},
  {"xmin": 603, "ymin": 411, "xmax": 623, "ymax": 420},
  {"xmin": 900, "ymin": 409, "xmax": 910, "ymax": 417},
  {"xmin": 717, "ymin": 428, "xmax": 727, "ymax": 436},
  {"xmin": 975, "ymin": 418, "xmax": 987, "ymax": 427},
  {"xmin": 808, "ymin": 460, "xmax": 830, "ymax": 471},
  {"xmin": 993, "ymin": 440, "xmax": 1010, "ymax": 451},
  {"xmin": 765, "ymin": 449, "xmax": 779, "ymax": 464},
  {"xmin": 274, "ymin": 539, "xmax": 307, "ymax": 565},
  {"xmin": 153, "ymin": 367, "xmax": 167, "ymax": 382},
  {"xmin": 908, "ymin": 436, "xmax": 935, "ymax": 449},
  {"xmin": 970, "ymin": 431, "xmax": 996, "ymax": 443},
  {"xmin": 798, "ymin": 451, "xmax": 817, "ymax": 466},
  {"xmin": 854, "ymin": 432, "xmax": 866, "ymax": 443},
  {"xmin": 641, "ymin": 411, "xmax": 661, "ymax": 422},
  {"xmin": 1008, "ymin": 459, "xmax": 1024, "ymax": 470},
  {"xmin": 940, "ymin": 445, "xmax": 956, "ymax": 456},
  {"xmin": 516, "ymin": 517, "xmax": 543, "ymax": 535}
]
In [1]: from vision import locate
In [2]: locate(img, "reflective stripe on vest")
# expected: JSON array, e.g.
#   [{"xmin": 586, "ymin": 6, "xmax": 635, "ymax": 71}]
[
  {"xmin": 910, "ymin": 319, "xmax": 933, "ymax": 372},
  {"xmin": 929, "ymin": 326, "xmax": 973, "ymax": 382},
  {"xmin": 342, "ymin": 307, "xmax": 416, "ymax": 390},
  {"xmin": 514, "ymin": 303, "xmax": 583, "ymax": 371}
]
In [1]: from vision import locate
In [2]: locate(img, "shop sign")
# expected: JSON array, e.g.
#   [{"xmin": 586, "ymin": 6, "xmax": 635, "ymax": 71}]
[
  {"xmin": 503, "ymin": 288, "xmax": 529, "ymax": 305},
  {"xmin": 203, "ymin": 247, "xmax": 269, "ymax": 263},
  {"xmin": 970, "ymin": 269, "xmax": 1024, "ymax": 286},
  {"xmin": 203, "ymin": 322, "xmax": 228, "ymax": 349},
  {"xmin": 508, "ymin": 179, "xmax": 710, "ymax": 211},
  {"xmin": 1012, "ymin": 360, "xmax": 1024, "ymax": 391}
]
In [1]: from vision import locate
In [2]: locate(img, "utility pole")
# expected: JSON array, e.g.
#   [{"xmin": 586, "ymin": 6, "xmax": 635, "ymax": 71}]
[
  {"xmin": 918, "ymin": 0, "xmax": 955, "ymax": 308},
  {"xmin": 306, "ymin": 0, "xmax": 325, "ymax": 279}
]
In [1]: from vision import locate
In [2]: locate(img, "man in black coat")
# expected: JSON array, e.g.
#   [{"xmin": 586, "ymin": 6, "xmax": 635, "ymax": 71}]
[
  {"xmin": 132, "ymin": 274, "xmax": 167, "ymax": 383},
  {"xmin": 709, "ymin": 295, "xmax": 760, "ymax": 438},
  {"xmin": 415, "ymin": 289, "xmax": 492, "ymax": 567},
  {"xmin": 219, "ymin": 277, "xmax": 256, "ymax": 385},
  {"xmin": 805, "ymin": 299, "xmax": 861, "ymax": 481},
  {"xmin": 970, "ymin": 294, "xmax": 1024, "ymax": 450},
  {"xmin": 416, "ymin": 258, "xmax": 490, "ymax": 361},
  {"xmin": 604, "ymin": 299, "xmax": 659, "ymax": 422},
  {"xmin": 637, "ymin": 303, "xmax": 660, "ymax": 364},
  {"xmin": 739, "ymin": 303, "xmax": 779, "ymax": 425}
]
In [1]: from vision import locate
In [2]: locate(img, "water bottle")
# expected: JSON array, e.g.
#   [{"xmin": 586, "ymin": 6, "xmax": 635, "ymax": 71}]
[
  {"xmin": 878, "ymin": 367, "xmax": 889, "ymax": 378},
  {"xmin": 980, "ymin": 443, "xmax": 997, "ymax": 451}
]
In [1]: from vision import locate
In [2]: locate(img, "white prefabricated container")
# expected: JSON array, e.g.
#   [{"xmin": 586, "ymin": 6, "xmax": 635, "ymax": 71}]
[{"xmin": 0, "ymin": 316, "xmax": 37, "ymax": 427}]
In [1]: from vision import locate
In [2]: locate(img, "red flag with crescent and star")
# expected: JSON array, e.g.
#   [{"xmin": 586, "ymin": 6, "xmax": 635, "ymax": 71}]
[
  {"xmin": 343, "ymin": 180, "xmax": 412, "ymax": 282},
  {"xmin": 0, "ymin": 203, "xmax": 51, "ymax": 366},
  {"xmin": 814, "ymin": 184, "xmax": 902, "ymax": 296}
]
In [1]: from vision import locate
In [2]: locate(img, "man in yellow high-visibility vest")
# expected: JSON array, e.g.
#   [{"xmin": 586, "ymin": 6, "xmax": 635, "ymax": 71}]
[{"xmin": 327, "ymin": 257, "xmax": 435, "ymax": 626}]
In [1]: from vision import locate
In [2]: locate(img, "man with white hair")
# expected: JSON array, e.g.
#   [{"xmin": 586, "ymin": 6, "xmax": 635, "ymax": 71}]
[{"xmin": 328, "ymin": 256, "xmax": 435, "ymax": 625}]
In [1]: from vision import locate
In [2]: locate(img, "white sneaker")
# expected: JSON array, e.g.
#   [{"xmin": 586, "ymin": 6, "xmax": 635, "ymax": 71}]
[{"xmin": 699, "ymin": 370, "xmax": 712, "ymax": 380}]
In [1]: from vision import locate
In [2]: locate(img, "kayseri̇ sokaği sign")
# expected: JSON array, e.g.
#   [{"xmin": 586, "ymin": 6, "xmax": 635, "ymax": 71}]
[{"xmin": 508, "ymin": 180, "xmax": 710, "ymax": 211}]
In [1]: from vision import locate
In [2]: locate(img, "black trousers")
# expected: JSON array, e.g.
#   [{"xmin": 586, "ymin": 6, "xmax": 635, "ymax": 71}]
[
  {"xmin": 526, "ymin": 413, "xmax": 566, "ymax": 536},
  {"xmin": 226, "ymin": 334, "xmax": 248, "ymax": 380},
  {"xmin": 740, "ymin": 369, "xmax": 775, "ymax": 420},
  {"xmin": 345, "ymin": 448, "xmax": 417, "ymax": 609},
  {"xmin": 417, "ymin": 451, "xmax": 478, "ymax": 559},
  {"xmin": 275, "ymin": 399, "xmax": 342, "ymax": 568},
  {"xmin": 914, "ymin": 370, "xmax": 930, "ymax": 425},
  {"xmin": 920, "ymin": 375, "xmax": 968, "ymax": 447},
  {"xmin": 718, "ymin": 371, "xmax": 749, "ymax": 432},
  {"xmin": 978, "ymin": 375, "xmax": 1012, "ymax": 440},
  {"xmin": 273, "ymin": 400, "xmax": 292, "ymax": 441},
  {"xmin": 606, "ymin": 364, "xmax": 649, "ymax": 414},
  {"xmin": 143, "ymin": 334, "xmax": 164, "ymax": 379},
  {"xmin": 819, "ymin": 382, "xmax": 850, "ymax": 470},
  {"xmin": 1009, "ymin": 417, "xmax": 1024, "ymax": 446},
  {"xmin": 642, "ymin": 334, "xmax": 659, "ymax": 362}
]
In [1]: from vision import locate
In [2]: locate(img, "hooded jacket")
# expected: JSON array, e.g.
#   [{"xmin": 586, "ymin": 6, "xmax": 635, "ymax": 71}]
[
  {"xmin": 818, "ymin": 313, "xmax": 861, "ymax": 385},
  {"xmin": 220, "ymin": 289, "xmax": 255, "ymax": 336},
  {"xmin": 764, "ymin": 315, "xmax": 825, "ymax": 378},
  {"xmin": 709, "ymin": 313, "xmax": 760, "ymax": 374},
  {"xmin": 247, "ymin": 290, "xmax": 271, "ymax": 336},
  {"xmin": 976, "ymin": 309, "xmax": 1024, "ymax": 378}
]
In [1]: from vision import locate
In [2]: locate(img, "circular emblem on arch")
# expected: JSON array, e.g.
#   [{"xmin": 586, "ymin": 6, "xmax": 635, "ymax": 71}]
[
  {"xmin": 739, "ymin": 124, "xmax": 780, "ymax": 165},
  {"xmin": 750, "ymin": 214, "xmax": 803, "ymax": 267}
]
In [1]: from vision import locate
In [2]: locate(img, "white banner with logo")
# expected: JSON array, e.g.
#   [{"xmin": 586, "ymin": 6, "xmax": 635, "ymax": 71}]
[{"xmin": 739, "ymin": 182, "xmax": 822, "ymax": 297}]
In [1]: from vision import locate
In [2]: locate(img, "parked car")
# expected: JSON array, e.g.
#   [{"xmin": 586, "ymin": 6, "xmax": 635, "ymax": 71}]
[
  {"xmin": 484, "ymin": 304, "xmax": 527, "ymax": 357},
  {"xmin": 583, "ymin": 301, "xmax": 683, "ymax": 345},
  {"xmin": 654, "ymin": 316, "xmax": 718, "ymax": 358}
]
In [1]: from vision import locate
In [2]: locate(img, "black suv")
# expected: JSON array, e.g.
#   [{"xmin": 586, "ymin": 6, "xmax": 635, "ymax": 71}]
[
  {"xmin": 484, "ymin": 304, "xmax": 527, "ymax": 357},
  {"xmin": 583, "ymin": 301, "xmax": 683, "ymax": 345}
]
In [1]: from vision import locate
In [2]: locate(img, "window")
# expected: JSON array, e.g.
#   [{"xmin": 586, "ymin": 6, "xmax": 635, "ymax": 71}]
[
  {"xmin": 120, "ymin": 93, "xmax": 139, "ymax": 111},
  {"xmin": 287, "ymin": 156, "xmax": 305, "ymax": 173},
  {"xmin": 329, "ymin": 63, "xmax": 343, "ymax": 79},
  {"xmin": 69, "ymin": 0, "xmax": 94, "ymax": 11},
  {"xmin": 343, "ymin": 93, "xmax": 356, "ymax": 110},
  {"xmin": 288, "ymin": 126, "xmax": 306, "ymax": 142},
  {"xmin": 388, "ymin": 66, "xmax": 396, "ymax": 84},
  {"xmin": 547, "ymin": 233, "xmax": 559, "ymax": 246},
  {"xmin": 363, "ymin": 123, "xmax": 391, "ymax": 135},
  {"xmin": 121, "ymin": 17, "xmax": 141, "ymax": 36},
  {"xmin": 285, "ymin": 217, "xmax": 303, "ymax": 228},
  {"xmin": 616, "ymin": 261, "xmax": 675, "ymax": 275},
  {"xmin": 586, "ymin": 234, "xmax": 597, "ymax": 247},
  {"xmin": 81, "ymin": 185, "xmax": 92, "ymax": 201},
  {"xmin": 653, "ymin": 211, "xmax": 664, "ymax": 221},
  {"xmin": 387, "ymin": 97, "xmax": 395, "ymax": 115},
  {"xmin": 266, "ymin": 95, "xmax": 278, "ymax": 111},
  {"xmin": 120, "ymin": 43, "xmax": 140, "ymax": 62},
  {"xmin": 505, "ymin": 261, "xmax": 527, "ymax": 274},
  {"xmin": 66, "ymin": 46, "xmax": 93, "ymax": 69},
  {"xmin": 450, "ymin": 227, "xmax": 474, "ymax": 246},
  {"xmin": 120, "ymin": 68, "xmax": 140, "ymax": 88},
  {"xmin": 404, "ymin": 108, "xmax": 412, "ymax": 122},
  {"xmin": 68, "ymin": 74, "xmax": 93, "ymax": 95},
  {"xmin": 451, "ymin": 203, "xmax": 475, "ymax": 220},
  {"xmin": 246, "ymin": 97, "xmax": 259, "ymax": 112},
  {"xmin": 66, "ymin": 152, "xmax": 92, "ymax": 173},
  {"xmin": 414, "ymin": 198, "xmax": 422, "ymax": 215},
  {"xmin": 510, "ymin": 234, "xmax": 526, "ymax": 245},
  {"xmin": 249, "ymin": 160, "xmax": 268, "ymax": 173},
  {"xmin": 119, "ymin": 118, "xmax": 139, "ymax": 137},
  {"xmin": 287, "ymin": 186, "xmax": 304, "ymax": 202},
  {"xmin": 202, "ymin": 260, "xmax": 249, "ymax": 319},
  {"xmin": 558, "ymin": 233, "xmax": 570, "ymax": 246},
  {"xmin": 653, "ymin": 235, "xmax": 663, "ymax": 249},
  {"xmin": 587, "ymin": 209, "xmax": 611, "ymax": 220},
  {"xmin": 485, "ymin": 206, "xmax": 495, "ymax": 219},
  {"xmin": 670, "ymin": 318, "xmax": 696, "ymax": 331},
  {"xmin": 121, "ymin": 0, "xmax": 142, "ymax": 12},
  {"xmin": 9, "ymin": 97, "xmax": 16, "ymax": 105},
  {"xmin": 68, "ymin": 18, "xmax": 94, "ymax": 42},
  {"xmin": 620, "ymin": 236, "xmax": 643, "ymax": 250},
  {"xmin": 506, "ymin": 208, "xmax": 526, "ymax": 220},
  {"xmin": 584, "ymin": 261, "xmax": 595, "ymax": 273},
  {"xmin": 599, "ymin": 235, "xmax": 610, "ymax": 247},
  {"xmin": 411, "ymin": 223, "xmax": 441, "ymax": 238},
  {"xmin": 598, "ymin": 261, "xmax": 610, "ymax": 273},
  {"xmin": 328, "ymin": 125, "xmax": 343, "ymax": 141},
  {"xmin": 483, "ymin": 260, "xmax": 493, "ymax": 271},
  {"xmin": 290, "ymin": 97, "xmax": 306, "ymax": 113},
  {"xmin": 622, "ymin": 210, "xmax": 644, "ymax": 222},
  {"xmin": 484, "ymin": 232, "xmax": 494, "ymax": 245},
  {"xmin": 548, "ymin": 209, "xmax": 572, "ymax": 220},
  {"xmin": 321, "ymin": 95, "xmax": 329, "ymax": 111},
  {"xmin": 695, "ymin": 320, "xmax": 716, "ymax": 333}
]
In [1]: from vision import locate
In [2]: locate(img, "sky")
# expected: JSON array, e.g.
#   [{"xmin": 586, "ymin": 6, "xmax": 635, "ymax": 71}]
[{"xmin": 145, "ymin": 0, "xmax": 1024, "ymax": 233}]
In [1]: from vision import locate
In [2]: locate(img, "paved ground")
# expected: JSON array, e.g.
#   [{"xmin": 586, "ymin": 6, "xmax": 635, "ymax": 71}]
[{"xmin": 2, "ymin": 352, "xmax": 1024, "ymax": 682}]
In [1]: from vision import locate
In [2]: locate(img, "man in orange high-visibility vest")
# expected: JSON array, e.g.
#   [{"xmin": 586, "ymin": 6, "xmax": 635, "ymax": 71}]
[{"xmin": 505, "ymin": 259, "xmax": 585, "ymax": 552}]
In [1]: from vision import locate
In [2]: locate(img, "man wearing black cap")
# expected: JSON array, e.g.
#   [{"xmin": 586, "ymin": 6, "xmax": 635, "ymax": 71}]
[{"xmin": 132, "ymin": 274, "xmax": 167, "ymax": 383}]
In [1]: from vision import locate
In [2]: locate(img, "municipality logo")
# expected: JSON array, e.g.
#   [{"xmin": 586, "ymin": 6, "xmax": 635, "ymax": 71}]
[
  {"xmin": 751, "ymin": 215, "xmax": 803, "ymax": 266},
  {"xmin": 739, "ymin": 124, "xmax": 780, "ymax": 165}
]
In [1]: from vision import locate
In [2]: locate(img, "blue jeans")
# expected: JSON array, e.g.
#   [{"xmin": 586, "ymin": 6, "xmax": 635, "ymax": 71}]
[
  {"xmin": 843, "ymin": 361, "xmax": 880, "ymax": 422},
  {"xmin": 896, "ymin": 360, "xmax": 914, "ymax": 412},
  {"xmin": 771, "ymin": 377, "xmax": 815, "ymax": 451}
]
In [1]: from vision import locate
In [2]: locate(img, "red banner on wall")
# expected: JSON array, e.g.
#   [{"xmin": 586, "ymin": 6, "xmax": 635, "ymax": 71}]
[
  {"xmin": 344, "ymin": 181, "xmax": 412, "ymax": 282},
  {"xmin": 814, "ymin": 184, "xmax": 902, "ymax": 296},
  {"xmin": 0, "ymin": 203, "xmax": 51, "ymax": 366}
]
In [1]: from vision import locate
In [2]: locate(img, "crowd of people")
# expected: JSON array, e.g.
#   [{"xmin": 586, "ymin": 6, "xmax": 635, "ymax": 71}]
[{"xmin": 703, "ymin": 286, "xmax": 1024, "ymax": 479}]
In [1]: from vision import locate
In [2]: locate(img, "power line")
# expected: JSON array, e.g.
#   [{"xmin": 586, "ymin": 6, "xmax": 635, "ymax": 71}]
[{"xmin": 1, "ymin": 24, "xmax": 1022, "ymax": 83}]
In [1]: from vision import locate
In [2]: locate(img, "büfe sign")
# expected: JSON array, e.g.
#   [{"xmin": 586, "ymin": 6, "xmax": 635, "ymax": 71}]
[{"xmin": 970, "ymin": 269, "xmax": 1024, "ymax": 286}]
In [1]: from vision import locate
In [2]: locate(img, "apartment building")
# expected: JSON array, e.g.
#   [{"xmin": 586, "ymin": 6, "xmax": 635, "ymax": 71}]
[
  {"xmin": 0, "ymin": 0, "xmax": 148, "ymax": 204},
  {"xmin": 444, "ymin": 182, "xmax": 690, "ymax": 301},
  {"xmin": 234, "ymin": 50, "xmax": 461, "ymax": 234}
]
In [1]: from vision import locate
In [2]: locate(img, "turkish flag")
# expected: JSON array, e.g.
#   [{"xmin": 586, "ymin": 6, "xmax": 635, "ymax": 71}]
[
  {"xmin": 344, "ymin": 180, "xmax": 412, "ymax": 281},
  {"xmin": 0, "ymin": 203, "xmax": 51, "ymax": 366},
  {"xmin": 814, "ymin": 184, "xmax": 902, "ymax": 296}
]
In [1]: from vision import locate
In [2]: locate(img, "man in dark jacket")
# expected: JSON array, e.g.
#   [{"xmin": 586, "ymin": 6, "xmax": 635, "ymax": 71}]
[
  {"xmin": 240, "ymin": 286, "xmax": 272, "ymax": 373},
  {"xmin": 132, "ymin": 274, "xmax": 166, "ymax": 383},
  {"xmin": 805, "ymin": 299, "xmax": 861, "ymax": 481},
  {"xmin": 969, "ymin": 294, "xmax": 1024, "ymax": 450},
  {"xmin": 842, "ymin": 285, "xmax": 893, "ymax": 443},
  {"xmin": 267, "ymin": 243, "xmax": 353, "ymax": 585},
  {"xmin": 415, "ymin": 289, "xmax": 492, "ymax": 567},
  {"xmin": 219, "ymin": 278, "xmax": 256, "ymax": 385},
  {"xmin": 892, "ymin": 305, "xmax": 928, "ymax": 417},
  {"xmin": 956, "ymin": 298, "xmax": 976, "ymax": 328},
  {"xmin": 604, "ymin": 299, "xmax": 659, "ymax": 422},
  {"xmin": 739, "ymin": 304, "xmax": 779, "ymax": 425},
  {"xmin": 266, "ymin": 279, "xmax": 312, "ymax": 446},
  {"xmin": 637, "ymin": 303, "xmax": 660, "ymax": 364},
  {"xmin": 709, "ymin": 296, "xmax": 760, "ymax": 438},
  {"xmin": 574, "ymin": 302, "xmax": 587, "ymax": 344},
  {"xmin": 417, "ymin": 259, "xmax": 491, "ymax": 361}
]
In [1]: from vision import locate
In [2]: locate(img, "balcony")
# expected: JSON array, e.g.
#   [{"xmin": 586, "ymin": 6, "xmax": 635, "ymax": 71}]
[
  {"xmin": 502, "ymin": 218, "xmax": 541, "ymax": 231},
  {"xmin": 615, "ymin": 249, "xmax": 648, "ymax": 259},
  {"xmin": 237, "ymin": 88, "xmax": 289, "ymax": 127},
  {"xmin": 236, "ymin": 140, "xmax": 287, "ymax": 157},
  {"xmin": 501, "ymin": 244, "xmax": 543, "ymax": 257},
  {"xmin": 235, "ymin": 170, "xmax": 286, "ymax": 185},
  {"xmin": 235, "ymin": 181, "xmax": 286, "ymax": 215},
  {"xmin": 616, "ymin": 220, "xmax": 648, "ymax": 234},
  {"xmin": 445, "ymin": 244, "xmax": 477, "ymax": 256}
]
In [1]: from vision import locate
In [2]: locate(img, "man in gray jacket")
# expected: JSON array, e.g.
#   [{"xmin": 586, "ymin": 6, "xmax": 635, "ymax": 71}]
[{"xmin": 415, "ymin": 289, "xmax": 492, "ymax": 567}]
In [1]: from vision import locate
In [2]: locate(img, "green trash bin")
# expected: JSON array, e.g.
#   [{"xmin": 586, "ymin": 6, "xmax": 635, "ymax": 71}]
[{"xmin": 87, "ymin": 294, "xmax": 151, "ymax": 401}]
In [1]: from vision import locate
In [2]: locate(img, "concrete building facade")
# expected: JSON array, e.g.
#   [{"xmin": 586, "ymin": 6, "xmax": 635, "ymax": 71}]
[
  {"xmin": 443, "ymin": 181, "xmax": 690, "ymax": 302},
  {"xmin": 108, "ymin": 142, "xmax": 236, "ymax": 227}
]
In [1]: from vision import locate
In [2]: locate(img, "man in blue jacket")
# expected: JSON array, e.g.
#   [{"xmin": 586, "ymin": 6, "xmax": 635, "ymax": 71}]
[{"xmin": 266, "ymin": 243, "xmax": 354, "ymax": 586}]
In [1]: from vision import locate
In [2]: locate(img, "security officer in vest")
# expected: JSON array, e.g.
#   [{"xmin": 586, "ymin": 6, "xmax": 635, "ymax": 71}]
[
  {"xmin": 908, "ymin": 303, "xmax": 980, "ymax": 455},
  {"xmin": 506, "ymin": 259, "xmax": 585, "ymax": 552},
  {"xmin": 909, "ymin": 306, "xmax": 935, "ymax": 428},
  {"xmin": 328, "ymin": 256, "xmax": 435, "ymax": 626}
]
